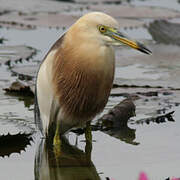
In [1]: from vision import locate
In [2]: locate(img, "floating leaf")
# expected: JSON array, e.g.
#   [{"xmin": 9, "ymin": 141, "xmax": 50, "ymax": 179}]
[
  {"xmin": 3, "ymin": 80, "xmax": 34, "ymax": 96},
  {"xmin": 11, "ymin": 65, "xmax": 38, "ymax": 80},
  {"xmin": 0, "ymin": 45, "xmax": 36, "ymax": 65},
  {"xmin": 0, "ymin": 133, "xmax": 33, "ymax": 157}
]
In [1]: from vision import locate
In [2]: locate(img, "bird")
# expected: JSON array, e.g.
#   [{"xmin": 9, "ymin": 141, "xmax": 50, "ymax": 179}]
[{"xmin": 34, "ymin": 12, "xmax": 151, "ymax": 143}]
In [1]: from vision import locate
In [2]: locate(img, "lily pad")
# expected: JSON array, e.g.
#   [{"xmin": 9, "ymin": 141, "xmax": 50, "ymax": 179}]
[
  {"xmin": 0, "ymin": 11, "xmax": 144, "ymax": 30},
  {"xmin": 0, "ymin": 38, "xmax": 5, "ymax": 44},
  {"xmin": 114, "ymin": 44, "xmax": 180, "ymax": 89},
  {"xmin": 0, "ymin": 0, "xmax": 74, "ymax": 13},
  {"xmin": 11, "ymin": 65, "xmax": 38, "ymax": 80},
  {"xmin": 75, "ymin": 0, "xmax": 122, "ymax": 3},
  {"xmin": 3, "ymin": 81, "xmax": 34, "ymax": 96},
  {"xmin": 0, "ymin": 9, "xmax": 10, "ymax": 16},
  {"xmin": 109, "ymin": 86, "xmax": 180, "ymax": 125},
  {"xmin": 0, "ymin": 4, "xmax": 180, "ymax": 29},
  {"xmin": 89, "ymin": 5, "xmax": 180, "ymax": 19},
  {"xmin": 0, "ymin": 45, "xmax": 36, "ymax": 65},
  {"xmin": 0, "ymin": 133, "xmax": 33, "ymax": 158},
  {"xmin": 0, "ymin": 12, "xmax": 78, "ymax": 29}
]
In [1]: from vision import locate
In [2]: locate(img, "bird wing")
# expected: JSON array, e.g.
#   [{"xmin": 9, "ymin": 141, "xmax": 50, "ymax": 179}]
[
  {"xmin": 48, "ymin": 97, "xmax": 60, "ymax": 139},
  {"xmin": 34, "ymin": 33, "xmax": 66, "ymax": 135},
  {"xmin": 48, "ymin": 97, "xmax": 77, "ymax": 137},
  {"xmin": 34, "ymin": 84, "xmax": 43, "ymax": 134}
]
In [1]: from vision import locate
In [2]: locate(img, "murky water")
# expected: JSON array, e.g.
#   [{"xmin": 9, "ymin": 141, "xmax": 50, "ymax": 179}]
[
  {"xmin": 131, "ymin": 0, "xmax": 180, "ymax": 11},
  {"xmin": 0, "ymin": 1, "xmax": 180, "ymax": 179}
]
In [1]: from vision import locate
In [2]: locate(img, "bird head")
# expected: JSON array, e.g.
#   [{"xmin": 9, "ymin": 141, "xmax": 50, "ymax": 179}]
[{"xmin": 69, "ymin": 12, "xmax": 151, "ymax": 55}]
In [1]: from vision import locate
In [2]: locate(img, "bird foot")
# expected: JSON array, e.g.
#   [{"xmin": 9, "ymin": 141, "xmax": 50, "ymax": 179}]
[
  {"xmin": 53, "ymin": 133, "xmax": 61, "ymax": 157},
  {"xmin": 85, "ymin": 121, "xmax": 92, "ymax": 142},
  {"xmin": 53, "ymin": 121, "xmax": 61, "ymax": 157}
]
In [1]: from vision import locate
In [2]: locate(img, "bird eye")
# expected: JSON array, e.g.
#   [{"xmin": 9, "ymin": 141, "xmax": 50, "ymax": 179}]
[{"xmin": 99, "ymin": 25, "xmax": 106, "ymax": 33}]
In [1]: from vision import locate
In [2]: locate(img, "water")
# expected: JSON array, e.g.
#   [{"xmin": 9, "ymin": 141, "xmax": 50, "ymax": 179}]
[
  {"xmin": 0, "ymin": 3, "xmax": 180, "ymax": 180},
  {"xmin": 115, "ymin": 64, "xmax": 164, "ymax": 80},
  {"xmin": 131, "ymin": 0, "xmax": 180, "ymax": 11}
]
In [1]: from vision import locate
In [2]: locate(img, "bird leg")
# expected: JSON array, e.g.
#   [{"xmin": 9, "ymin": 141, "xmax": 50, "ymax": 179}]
[
  {"xmin": 85, "ymin": 121, "xmax": 92, "ymax": 142},
  {"xmin": 53, "ymin": 120, "xmax": 61, "ymax": 157},
  {"xmin": 85, "ymin": 121, "xmax": 92, "ymax": 163}
]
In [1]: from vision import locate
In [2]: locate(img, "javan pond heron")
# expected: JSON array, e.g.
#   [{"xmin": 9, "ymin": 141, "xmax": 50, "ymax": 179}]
[{"xmin": 35, "ymin": 12, "xmax": 151, "ymax": 144}]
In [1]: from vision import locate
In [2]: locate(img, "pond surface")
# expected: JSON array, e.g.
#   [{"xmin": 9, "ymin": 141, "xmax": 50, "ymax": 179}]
[
  {"xmin": 0, "ymin": 1, "xmax": 180, "ymax": 180},
  {"xmin": 131, "ymin": 0, "xmax": 180, "ymax": 11}
]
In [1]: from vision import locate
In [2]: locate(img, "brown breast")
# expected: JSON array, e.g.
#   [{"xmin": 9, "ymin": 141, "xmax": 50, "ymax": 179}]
[{"xmin": 51, "ymin": 34, "xmax": 115, "ymax": 120}]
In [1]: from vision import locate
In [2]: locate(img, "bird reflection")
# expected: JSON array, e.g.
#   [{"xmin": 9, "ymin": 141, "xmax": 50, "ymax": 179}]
[{"xmin": 34, "ymin": 136, "xmax": 100, "ymax": 180}]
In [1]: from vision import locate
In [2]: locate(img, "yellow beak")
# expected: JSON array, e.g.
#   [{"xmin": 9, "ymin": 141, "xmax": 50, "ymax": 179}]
[{"xmin": 109, "ymin": 30, "xmax": 152, "ymax": 55}]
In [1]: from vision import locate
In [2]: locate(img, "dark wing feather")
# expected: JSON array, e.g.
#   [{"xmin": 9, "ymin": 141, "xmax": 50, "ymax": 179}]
[
  {"xmin": 34, "ymin": 84, "xmax": 43, "ymax": 134},
  {"xmin": 34, "ymin": 33, "xmax": 66, "ymax": 135}
]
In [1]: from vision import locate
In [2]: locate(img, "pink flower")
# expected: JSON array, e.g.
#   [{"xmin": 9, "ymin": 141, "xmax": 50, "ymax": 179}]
[
  {"xmin": 139, "ymin": 172, "xmax": 149, "ymax": 180},
  {"xmin": 138, "ymin": 172, "xmax": 180, "ymax": 180}
]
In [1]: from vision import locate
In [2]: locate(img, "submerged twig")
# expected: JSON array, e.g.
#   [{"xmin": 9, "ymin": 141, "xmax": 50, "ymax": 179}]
[
  {"xmin": 71, "ymin": 98, "xmax": 136, "ymax": 134},
  {"xmin": 99, "ymin": 98, "xmax": 136, "ymax": 128}
]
